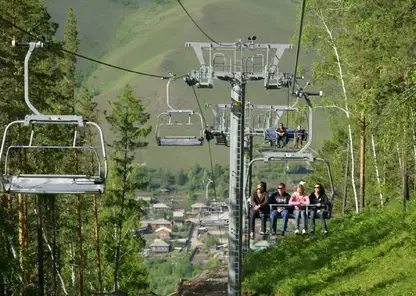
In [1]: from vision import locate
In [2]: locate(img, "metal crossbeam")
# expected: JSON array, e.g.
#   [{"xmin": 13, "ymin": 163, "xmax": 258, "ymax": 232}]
[
  {"xmin": 24, "ymin": 115, "xmax": 84, "ymax": 126},
  {"xmin": 246, "ymin": 104, "xmax": 298, "ymax": 111},
  {"xmin": 262, "ymin": 151, "xmax": 314, "ymax": 162}
]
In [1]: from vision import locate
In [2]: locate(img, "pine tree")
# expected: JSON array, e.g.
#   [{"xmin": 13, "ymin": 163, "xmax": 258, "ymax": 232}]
[
  {"xmin": 102, "ymin": 84, "xmax": 151, "ymax": 294},
  {"xmin": 0, "ymin": 1, "xmax": 63, "ymax": 294}
]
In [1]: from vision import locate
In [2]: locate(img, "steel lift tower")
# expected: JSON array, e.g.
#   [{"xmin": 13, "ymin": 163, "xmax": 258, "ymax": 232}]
[{"xmin": 184, "ymin": 38, "xmax": 292, "ymax": 296}]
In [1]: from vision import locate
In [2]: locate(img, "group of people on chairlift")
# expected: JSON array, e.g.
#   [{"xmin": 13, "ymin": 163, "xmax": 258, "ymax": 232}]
[{"xmin": 249, "ymin": 181, "xmax": 331, "ymax": 238}]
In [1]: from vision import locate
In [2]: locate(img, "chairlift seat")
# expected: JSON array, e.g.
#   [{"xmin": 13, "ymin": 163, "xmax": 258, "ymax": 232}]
[
  {"xmin": 155, "ymin": 110, "xmax": 205, "ymax": 146},
  {"xmin": 157, "ymin": 136, "xmax": 204, "ymax": 146},
  {"xmin": 3, "ymin": 174, "xmax": 104, "ymax": 194},
  {"xmin": 0, "ymin": 120, "xmax": 108, "ymax": 194},
  {"xmin": 264, "ymin": 128, "xmax": 308, "ymax": 146}
]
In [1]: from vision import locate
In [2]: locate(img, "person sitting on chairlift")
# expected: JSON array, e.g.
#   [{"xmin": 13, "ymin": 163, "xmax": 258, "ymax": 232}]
[
  {"xmin": 250, "ymin": 181, "xmax": 269, "ymax": 238},
  {"xmin": 309, "ymin": 183, "xmax": 331, "ymax": 234},
  {"xmin": 276, "ymin": 123, "xmax": 287, "ymax": 148},
  {"xmin": 294, "ymin": 125, "xmax": 304, "ymax": 149},
  {"xmin": 289, "ymin": 184, "xmax": 310, "ymax": 235},
  {"xmin": 269, "ymin": 182, "xmax": 291, "ymax": 236}
]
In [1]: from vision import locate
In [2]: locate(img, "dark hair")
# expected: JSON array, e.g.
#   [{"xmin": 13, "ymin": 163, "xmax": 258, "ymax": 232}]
[
  {"xmin": 260, "ymin": 181, "xmax": 267, "ymax": 192},
  {"xmin": 315, "ymin": 183, "xmax": 325, "ymax": 194},
  {"xmin": 278, "ymin": 183, "xmax": 286, "ymax": 188}
]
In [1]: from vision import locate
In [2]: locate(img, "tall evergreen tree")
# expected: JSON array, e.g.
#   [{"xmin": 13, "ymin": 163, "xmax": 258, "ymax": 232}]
[
  {"xmin": 102, "ymin": 84, "xmax": 151, "ymax": 294},
  {"xmin": 0, "ymin": 1, "xmax": 63, "ymax": 294}
]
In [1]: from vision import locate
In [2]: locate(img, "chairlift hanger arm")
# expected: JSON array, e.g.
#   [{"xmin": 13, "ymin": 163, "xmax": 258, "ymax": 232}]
[{"xmin": 12, "ymin": 39, "xmax": 44, "ymax": 116}]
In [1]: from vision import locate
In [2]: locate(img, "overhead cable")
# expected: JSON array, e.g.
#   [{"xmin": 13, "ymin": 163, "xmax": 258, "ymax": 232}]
[
  {"xmin": 176, "ymin": 0, "xmax": 220, "ymax": 45},
  {"xmin": 0, "ymin": 15, "xmax": 176, "ymax": 79}
]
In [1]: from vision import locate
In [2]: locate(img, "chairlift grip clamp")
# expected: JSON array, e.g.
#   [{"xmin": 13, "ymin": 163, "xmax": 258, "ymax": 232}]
[{"xmin": 12, "ymin": 40, "xmax": 43, "ymax": 48}]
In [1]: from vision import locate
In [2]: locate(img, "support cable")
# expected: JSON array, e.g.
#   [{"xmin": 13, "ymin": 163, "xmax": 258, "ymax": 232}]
[
  {"xmin": 0, "ymin": 15, "xmax": 182, "ymax": 79},
  {"xmin": 291, "ymin": 0, "xmax": 306, "ymax": 95},
  {"xmin": 176, "ymin": 0, "xmax": 220, "ymax": 45}
]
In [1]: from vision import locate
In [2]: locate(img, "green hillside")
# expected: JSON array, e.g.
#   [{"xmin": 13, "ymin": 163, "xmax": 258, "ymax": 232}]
[
  {"xmin": 46, "ymin": 0, "xmax": 332, "ymax": 169},
  {"xmin": 242, "ymin": 201, "xmax": 416, "ymax": 295}
]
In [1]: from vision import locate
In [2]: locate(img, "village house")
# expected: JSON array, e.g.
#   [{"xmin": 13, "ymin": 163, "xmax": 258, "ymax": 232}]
[
  {"xmin": 148, "ymin": 219, "xmax": 172, "ymax": 230},
  {"xmin": 172, "ymin": 210, "xmax": 185, "ymax": 226},
  {"xmin": 152, "ymin": 203, "xmax": 172, "ymax": 213},
  {"xmin": 155, "ymin": 226, "xmax": 172, "ymax": 239},
  {"xmin": 150, "ymin": 239, "xmax": 170, "ymax": 253},
  {"xmin": 191, "ymin": 202, "xmax": 209, "ymax": 213}
]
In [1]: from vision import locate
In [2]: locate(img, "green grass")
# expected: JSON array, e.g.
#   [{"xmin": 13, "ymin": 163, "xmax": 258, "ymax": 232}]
[
  {"xmin": 46, "ymin": 0, "xmax": 332, "ymax": 169},
  {"xmin": 242, "ymin": 201, "xmax": 416, "ymax": 295}
]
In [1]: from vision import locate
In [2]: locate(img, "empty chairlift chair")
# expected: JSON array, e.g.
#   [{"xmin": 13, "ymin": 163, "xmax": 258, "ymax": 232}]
[
  {"xmin": 0, "ymin": 115, "xmax": 108, "ymax": 194},
  {"xmin": 155, "ymin": 110, "xmax": 205, "ymax": 146},
  {"xmin": 155, "ymin": 78, "xmax": 205, "ymax": 146},
  {"xmin": 0, "ymin": 39, "xmax": 108, "ymax": 194}
]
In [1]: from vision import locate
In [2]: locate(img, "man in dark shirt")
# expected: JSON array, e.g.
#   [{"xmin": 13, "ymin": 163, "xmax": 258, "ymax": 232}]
[{"xmin": 269, "ymin": 182, "xmax": 291, "ymax": 235}]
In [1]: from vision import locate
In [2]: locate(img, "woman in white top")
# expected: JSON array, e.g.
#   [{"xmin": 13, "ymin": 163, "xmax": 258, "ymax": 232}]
[{"xmin": 289, "ymin": 184, "xmax": 310, "ymax": 234}]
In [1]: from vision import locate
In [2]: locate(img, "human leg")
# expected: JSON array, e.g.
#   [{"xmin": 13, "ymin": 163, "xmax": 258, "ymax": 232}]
[
  {"xmin": 270, "ymin": 210, "xmax": 278, "ymax": 233},
  {"xmin": 260, "ymin": 212, "xmax": 267, "ymax": 234},
  {"xmin": 318, "ymin": 209, "xmax": 328, "ymax": 232},
  {"xmin": 250, "ymin": 209, "xmax": 258, "ymax": 234},
  {"xmin": 310, "ymin": 209, "xmax": 317, "ymax": 233},
  {"xmin": 294, "ymin": 210, "xmax": 300, "ymax": 234},
  {"xmin": 301, "ymin": 210, "xmax": 307, "ymax": 234},
  {"xmin": 280, "ymin": 209, "xmax": 289, "ymax": 233}
]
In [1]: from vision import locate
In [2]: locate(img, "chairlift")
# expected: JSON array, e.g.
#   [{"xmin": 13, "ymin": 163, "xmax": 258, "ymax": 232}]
[
  {"xmin": 155, "ymin": 79, "xmax": 205, "ymax": 146},
  {"xmin": 243, "ymin": 151, "xmax": 335, "ymax": 218},
  {"xmin": 0, "ymin": 40, "xmax": 108, "ymax": 194}
]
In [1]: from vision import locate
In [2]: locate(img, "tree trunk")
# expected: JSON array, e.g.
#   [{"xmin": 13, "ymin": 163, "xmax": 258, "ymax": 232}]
[
  {"xmin": 36, "ymin": 196, "xmax": 44, "ymax": 296},
  {"xmin": 412, "ymin": 116, "xmax": 416, "ymax": 195},
  {"xmin": 342, "ymin": 142, "xmax": 349, "ymax": 214},
  {"xmin": 92, "ymin": 195, "xmax": 103, "ymax": 293},
  {"xmin": 359, "ymin": 111, "xmax": 365, "ymax": 210},
  {"xmin": 320, "ymin": 16, "xmax": 358, "ymax": 213},
  {"xmin": 76, "ymin": 196, "xmax": 84, "ymax": 296},
  {"xmin": 18, "ymin": 194, "xmax": 28, "ymax": 292},
  {"xmin": 371, "ymin": 134, "xmax": 383, "ymax": 207}
]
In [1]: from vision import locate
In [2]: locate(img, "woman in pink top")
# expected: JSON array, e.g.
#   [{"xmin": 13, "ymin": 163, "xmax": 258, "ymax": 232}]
[{"xmin": 289, "ymin": 184, "xmax": 310, "ymax": 235}]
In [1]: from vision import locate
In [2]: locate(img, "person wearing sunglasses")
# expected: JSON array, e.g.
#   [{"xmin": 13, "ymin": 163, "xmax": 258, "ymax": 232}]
[
  {"xmin": 309, "ymin": 184, "xmax": 331, "ymax": 234},
  {"xmin": 269, "ymin": 183, "xmax": 291, "ymax": 236},
  {"xmin": 250, "ymin": 181, "xmax": 269, "ymax": 237}
]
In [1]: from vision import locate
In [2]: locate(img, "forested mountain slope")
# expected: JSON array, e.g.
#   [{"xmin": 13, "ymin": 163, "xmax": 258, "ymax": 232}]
[{"xmin": 46, "ymin": 0, "xmax": 331, "ymax": 169}]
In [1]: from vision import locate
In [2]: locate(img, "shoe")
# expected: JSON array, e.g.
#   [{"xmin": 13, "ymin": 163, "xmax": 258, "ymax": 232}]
[
  {"xmin": 294, "ymin": 229, "xmax": 299, "ymax": 235},
  {"xmin": 260, "ymin": 231, "xmax": 265, "ymax": 235},
  {"xmin": 302, "ymin": 229, "xmax": 307, "ymax": 235},
  {"xmin": 250, "ymin": 232, "xmax": 254, "ymax": 238},
  {"xmin": 310, "ymin": 230, "xmax": 315, "ymax": 234},
  {"xmin": 279, "ymin": 231, "xmax": 285, "ymax": 236},
  {"xmin": 323, "ymin": 230, "xmax": 328, "ymax": 235}
]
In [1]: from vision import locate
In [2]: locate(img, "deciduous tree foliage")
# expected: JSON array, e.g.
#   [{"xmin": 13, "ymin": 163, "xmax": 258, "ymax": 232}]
[{"xmin": 301, "ymin": 0, "xmax": 416, "ymax": 211}]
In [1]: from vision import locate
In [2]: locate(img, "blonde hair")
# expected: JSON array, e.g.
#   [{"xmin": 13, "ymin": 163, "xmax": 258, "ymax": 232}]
[{"xmin": 296, "ymin": 184, "xmax": 305, "ymax": 194}]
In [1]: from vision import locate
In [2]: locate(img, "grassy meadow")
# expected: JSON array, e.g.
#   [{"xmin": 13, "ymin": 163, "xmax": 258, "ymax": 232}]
[{"xmin": 243, "ymin": 200, "xmax": 416, "ymax": 295}]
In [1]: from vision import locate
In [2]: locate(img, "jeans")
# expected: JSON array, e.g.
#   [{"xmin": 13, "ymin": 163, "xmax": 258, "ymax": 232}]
[
  {"xmin": 294, "ymin": 210, "xmax": 307, "ymax": 230},
  {"xmin": 310, "ymin": 209, "xmax": 328, "ymax": 232},
  {"xmin": 270, "ymin": 209, "xmax": 289, "ymax": 232},
  {"xmin": 250, "ymin": 209, "xmax": 267, "ymax": 233},
  {"xmin": 277, "ymin": 134, "xmax": 287, "ymax": 147}
]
